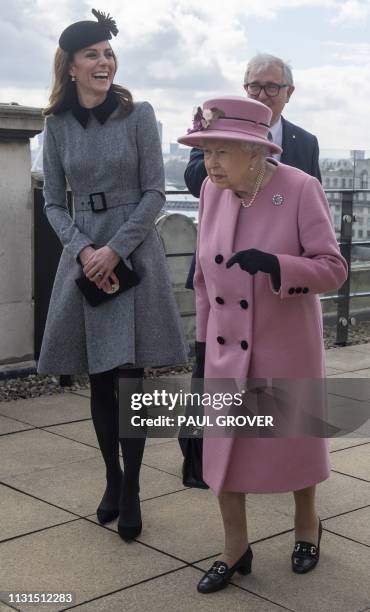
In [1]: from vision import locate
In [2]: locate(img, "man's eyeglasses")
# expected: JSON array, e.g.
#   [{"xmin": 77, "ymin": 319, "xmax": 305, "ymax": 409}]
[{"xmin": 244, "ymin": 82, "xmax": 289, "ymax": 97}]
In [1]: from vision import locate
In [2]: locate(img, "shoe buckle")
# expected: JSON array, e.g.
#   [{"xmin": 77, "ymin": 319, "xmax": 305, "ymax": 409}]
[{"xmin": 211, "ymin": 562, "xmax": 227, "ymax": 574}]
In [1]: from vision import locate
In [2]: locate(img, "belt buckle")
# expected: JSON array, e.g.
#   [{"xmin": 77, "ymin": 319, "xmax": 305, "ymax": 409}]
[{"xmin": 89, "ymin": 192, "xmax": 107, "ymax": 213}]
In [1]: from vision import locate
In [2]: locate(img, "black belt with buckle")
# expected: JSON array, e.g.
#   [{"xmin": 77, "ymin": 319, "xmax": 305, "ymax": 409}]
[{"xmin": 89, "ymin": 192, "xmax": 107, "ymax": 213}]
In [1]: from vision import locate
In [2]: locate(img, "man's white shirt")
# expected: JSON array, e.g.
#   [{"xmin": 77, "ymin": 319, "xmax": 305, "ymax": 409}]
[{"xmin": 269, "ymin": 117, "xmax": 282, "ymax": 161}]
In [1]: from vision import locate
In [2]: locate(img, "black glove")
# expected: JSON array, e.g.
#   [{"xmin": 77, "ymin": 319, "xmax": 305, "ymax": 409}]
[{"xmin": 226, "ymin": 249, "xmax": 281, "ymax": 290}]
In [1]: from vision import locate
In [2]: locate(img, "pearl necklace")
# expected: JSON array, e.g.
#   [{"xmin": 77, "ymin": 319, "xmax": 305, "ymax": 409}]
[{"xmin": 238, "ymin": 164, "xmax": 266, "ymax": 208}]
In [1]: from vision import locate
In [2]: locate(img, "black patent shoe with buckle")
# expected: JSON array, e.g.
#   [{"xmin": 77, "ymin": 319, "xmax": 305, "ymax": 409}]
[
  {"xmin": 292, "ymin": 519, "xmax": 322, "ymax": 574},
  {"xmin": 197, "ymin": 546, "xmax": 253, "ymax": 594}
]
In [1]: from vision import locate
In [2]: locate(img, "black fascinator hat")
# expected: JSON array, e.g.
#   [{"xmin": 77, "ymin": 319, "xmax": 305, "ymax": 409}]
[{"xmin": 59, "ymin": 8, "xmax": 118, "ymax": 53}]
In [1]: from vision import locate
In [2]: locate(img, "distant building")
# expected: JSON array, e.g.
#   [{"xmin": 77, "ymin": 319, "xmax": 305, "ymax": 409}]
[
  {"xmin": 170, "ymin": 142, "xmax": 179, "ymax": 156},
  {"xmin": 320, "ymin": 151, "xmax": 370, "ymax": 245},
  {"xmin": 351, "ymin": 150, "xmax": 365, "ymax": 161}
]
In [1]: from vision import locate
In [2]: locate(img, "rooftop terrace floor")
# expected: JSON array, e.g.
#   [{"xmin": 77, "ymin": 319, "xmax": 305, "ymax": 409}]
[{"xmin": 0, "ymin": 344, "xmax": 369, "ymax": 611}]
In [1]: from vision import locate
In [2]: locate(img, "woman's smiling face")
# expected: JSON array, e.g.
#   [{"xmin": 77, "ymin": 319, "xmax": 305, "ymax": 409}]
[{"xmin": 69, "ymin": 41, "xmax": 116, "ymax": 98}]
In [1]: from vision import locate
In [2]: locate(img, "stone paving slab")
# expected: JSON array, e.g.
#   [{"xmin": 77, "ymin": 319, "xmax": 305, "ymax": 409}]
[
  {"xmin": 250, "ymin": 470, "xmax": 370, "ymax": 519},
  {"xmin": 128, "ymin": 488, "xmax": 293, "ymax": 563},
  {"xmin": 44, "ymin": 420, "xmax": 170, "ymax": 449},
  {"xmin": 331, "ymin": 444, "xmax": 370, "ymax": 481},
  {"xmin": 0, "ymin": 394, "xmax": 90, "ymax": 428},
  {"xmin": 325, "ymin": 347, "xmax": 370, "ymax": 372},
  {"xmin": 328, "ymin": 387, "xmax": 370, "ymax": 413},
  {"xmin": 144, "ymin": 437, "xmax": 178, "ymax": 448},
  {"xmin": 0, "ymin": 520, "xmax": 183, "ymax": 612},
  {"xmin": 330, "ymin": 437, "xmax": 370, "ymax": 452},
  {"xmin": 0, "ymin": 484, "xmax": 76, "ymax": 541},
  {"xmin": 196, "ymin": 530, "xmax": 370, "ymax": 612},
  {"xmin": 327, "ymin": 369, "xmax": 370, "ymax": 377},
  {"xmin": 71, "ymin": 389, "xmax": 90, "ymax": 398},
  {"xmin": 3, "ymin": 457, "xmax": 184, "ymax": 516},
  {"xmin": 0, "ymin": 429, "xmax": 99, "ymax": 479},
  {"xmin": 71, "ymin": 566, "xmax": 286, "ymax": 611},
  {"xmin": 323, "ymin": 506, "xmax": 370, "ymax": 546},
  {"xmin": 327, "ymin": 378, "xmax": 370, "ymax": 405},
  {"xmin": 0, "ymin": 414, "xmax": 33, "ymax": 435},
  {"xmin": 326, "ymin": 395, "xmax": 369, "ymax": 438},
  {"xmin": 45, "ymin": 420, "xmax": 99, "ymax": 449},
  {"xmin": 354, "ymin": 419, "xmax": 370, "ymax": 437},
  {"xmin": 346, "ymin": 344, "xmax": 370, "ymax": 355},
  {"xmin": 143, "ymin": 439, "xmax": 182, "ymax": 478},
  {"xmin": 326, "ymin": 366, "xmax": 343, "ymax": 376}
]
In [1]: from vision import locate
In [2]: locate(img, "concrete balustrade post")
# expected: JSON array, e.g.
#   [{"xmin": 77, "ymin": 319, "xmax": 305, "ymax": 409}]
[{"xmin": 0, "ymin": 103, "xmax": 43, "ymax": 366}]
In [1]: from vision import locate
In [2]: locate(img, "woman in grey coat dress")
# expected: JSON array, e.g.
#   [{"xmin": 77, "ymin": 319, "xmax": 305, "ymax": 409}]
[{"xmin": 37, "ymin": 9, "xmax": 188, "ymax": 541}]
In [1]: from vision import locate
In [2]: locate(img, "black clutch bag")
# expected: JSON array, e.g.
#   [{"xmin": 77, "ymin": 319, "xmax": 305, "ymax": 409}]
[
  {"xmin": 178, "ymin": 347, "xmax": 209, "ymax": 489},
  {"xmin": 75, "ymin": 260, "xmax": 140, "ymax": 307},
  {"xmin": 180, "ymin": 434, "xmax": 209, "ymax": 490}
]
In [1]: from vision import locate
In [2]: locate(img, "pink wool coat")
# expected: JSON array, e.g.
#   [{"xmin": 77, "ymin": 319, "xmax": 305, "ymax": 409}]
[{"xmin": 194, "ymin": 162, "xmax": 348, "ymax": 495}]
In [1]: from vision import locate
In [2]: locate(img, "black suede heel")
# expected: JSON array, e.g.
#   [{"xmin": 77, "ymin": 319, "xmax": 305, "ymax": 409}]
[
  {"xmin": 96, "ymin": 472, "xmax": 123, "ymax": 524},
  {"xmin": 97, "ymin": 506, "xmax": 119, "ymax": 524},
  {"xmin": 117, "ymin": 480, "xmax": 142, "ymax": 541},
  {"xmin": 117, "ymin": 494, "xmax": 142, "ymax": 541}
]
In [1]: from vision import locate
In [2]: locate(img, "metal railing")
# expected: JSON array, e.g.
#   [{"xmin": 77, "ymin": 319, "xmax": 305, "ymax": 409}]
[{"xmin": 323, "ymin": 189, "xmax": 370, "ymax": 344}]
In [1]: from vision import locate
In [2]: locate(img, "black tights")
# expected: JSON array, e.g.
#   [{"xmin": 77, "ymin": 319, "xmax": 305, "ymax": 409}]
[{"xmin": 89, "ymin": 367, "xmax": 145, "ymax": 512}]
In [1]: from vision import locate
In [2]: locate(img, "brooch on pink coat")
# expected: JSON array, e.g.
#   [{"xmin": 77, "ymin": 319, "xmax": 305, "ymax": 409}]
[{"xmin": 272, "ymin": 194, "xmax": 284, "ymax": 206}]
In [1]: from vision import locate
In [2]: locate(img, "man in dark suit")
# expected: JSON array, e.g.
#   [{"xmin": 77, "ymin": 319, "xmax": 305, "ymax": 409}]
[{"xmin": 184, "ymin": 53, "xmax": 321, "ymax": 288}]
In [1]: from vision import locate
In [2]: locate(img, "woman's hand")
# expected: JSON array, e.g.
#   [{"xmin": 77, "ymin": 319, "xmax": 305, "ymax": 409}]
[
  {"xmin": 83, "ymin": 246, "xmax": 120, "ymax": 289},
  {"xmin": 226, "ymin": 249, "xmax": 278, "ymax": 275},
  {"xmin": 79, "ymin": 246, "xmax": 96, "ymax": 267},
  {"xmin": 227, "ymin": 249, "xmax": 281, "ymax": 290}
]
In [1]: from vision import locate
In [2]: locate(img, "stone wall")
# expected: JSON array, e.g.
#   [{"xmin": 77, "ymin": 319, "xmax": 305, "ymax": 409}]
[
  {"xmin": 156, "ymin": 213, "xmax": 196, "ymax": 344},
  {"xmin": 0, "ymin": 104, "xmax": 43, "ymax": 364}
]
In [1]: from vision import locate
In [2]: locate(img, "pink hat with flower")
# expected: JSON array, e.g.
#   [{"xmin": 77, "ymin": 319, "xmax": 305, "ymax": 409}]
[{"xmin": 178, "ymin": 96, "xmax": 282, "ymax": 155}]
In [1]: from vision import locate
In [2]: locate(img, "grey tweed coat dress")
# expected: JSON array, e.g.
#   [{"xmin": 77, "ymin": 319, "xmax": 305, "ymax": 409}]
[{"xmin": 37, "ymin": 100, "xmax": 188, "ymax": 375}]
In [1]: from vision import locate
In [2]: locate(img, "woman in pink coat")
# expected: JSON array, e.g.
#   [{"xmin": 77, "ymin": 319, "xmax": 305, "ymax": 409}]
[{"xmin": 178, "ymin": 97, "xmax": 347, "ymax": 594}]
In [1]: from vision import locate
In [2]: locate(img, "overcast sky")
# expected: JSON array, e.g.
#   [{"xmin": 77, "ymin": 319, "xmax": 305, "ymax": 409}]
[{"xmin": 2, "ymin": 0, "xmax": 370, "ymax": 152}]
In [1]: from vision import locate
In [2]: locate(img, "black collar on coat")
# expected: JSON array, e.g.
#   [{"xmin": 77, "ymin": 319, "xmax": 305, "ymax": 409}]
[{"xmin": 71, "ymin": 89, "xmax": 119, "ymax": 128}]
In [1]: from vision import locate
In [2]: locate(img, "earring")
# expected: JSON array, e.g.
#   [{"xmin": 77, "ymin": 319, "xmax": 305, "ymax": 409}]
[
  {"xmin": 249, "ymin": 166, "xmax": 254, "ymax": 171},
  {"xmin": 71, "ymin": 76, "xmax": 76, "ymax": 82}
]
